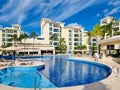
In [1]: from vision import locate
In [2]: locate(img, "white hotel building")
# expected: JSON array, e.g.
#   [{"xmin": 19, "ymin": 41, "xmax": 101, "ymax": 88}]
[
  {"xmin": 100, "ymin": 16, "xmax": 120, "ymax": 32},
  {"xmin": 0, "ymin": 16, "xmax": 119, "ymax": 55},
  {"xmin": 0, "ymin": 24, "xmax": 21, "ymax": 46},
  {"xmin": 40, "ymin": 18, "xmax": 88, "ymax": 54}
]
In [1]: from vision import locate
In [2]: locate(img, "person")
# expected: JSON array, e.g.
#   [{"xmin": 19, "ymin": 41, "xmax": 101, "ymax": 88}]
[{"xmin": 93, "ymin": 52, "xmax": 99, "ymax": 62}]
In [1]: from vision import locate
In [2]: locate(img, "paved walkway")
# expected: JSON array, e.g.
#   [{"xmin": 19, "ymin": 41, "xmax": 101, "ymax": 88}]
[{"xmin": 0, "ymin": 57, "xmax": 120, "ymax": 90}]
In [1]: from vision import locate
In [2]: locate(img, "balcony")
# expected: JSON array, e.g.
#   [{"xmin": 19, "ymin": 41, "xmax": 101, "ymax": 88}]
[
  {"xmin": 54, "ymin": 29, "xmax": 59, "ymax": 32},
  {"xmin": 53, "ymin": 24, "xmax": 60, "ymax": 28}
]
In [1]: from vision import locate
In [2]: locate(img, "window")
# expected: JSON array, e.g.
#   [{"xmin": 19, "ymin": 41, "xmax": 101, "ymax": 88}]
[
  {"xmin": 54, "ymin": 42, "xmax": 58, "ymax": 45},
  {"xmin": 69, "ymin": 42, "xmax": 72, "ymax": 45},
  {"xmin": 69, "ymin": 34, "xmax": 72, "ymax": 37},
  {"xmin": 93, "ymin": 43, "xmax": 96, "ymax": 46},
  {"xmin": 7, "ymin": 39, "xmax": 12, "ymax": 42},
  {"xmin": 49, "ymin": 27, "xmax": 52, "ymax": 31},
  {"xmin": 6, "ymin": 30, "xmax": 13, "ymax": 33},
  {"xmin": 49, "ymin": 32, "xmax": 52, "ymax": 35},
  {"xmin": 80, "ymin": 34, "xmax": 82, "ymax": 37},
  {"xmin": 54, "ymin": 29, "xmax": 59, "ymax": 32},
  {"xmin": 37, "ymin": 38, "xmax": 45, "ymax": 40},
  {"xmin": 49, "ymin": 42, "xmax": 52, "ymax": 45},
  {"xmin": 69, "ymin": 38, "xmax": 72, "ymax": 41},
  {"xmin": 74, "ymin": 34, "xmax": 79, "ymax": 37},
  {"xmin": 69, "ymin": 46, "xmax": 72, "ymax": 49},
  {"xmin": 74, "ymin": 38, "xmax": 79, "ymax": 41},
  {"xmin": 54, "ymin": 33, "xmax": 59, "ymax": 36},
  {"xmin": 2, "ymin": 38, "xmax": 5, "ymax": 41},
  {"xmin": 49, "ymin": 23, "xmax": 52, "ymax": 26},
  {"xmin": 14, "ymin": 30, "xmax": 17, "ymax": 33},
  {"xmin": 92, "ymin": 38, "xmax": 96, "ymax": 41},
  {"xmin": 2, "ymin": 30, "xmax": 5, "ymax": 33},
  {"xmin": 2, "ymin": 34, "xmax": 5, "ymax": 37},
  {"xmin": 74, "ymin": 30, "xmax": 78, "ymax": 33},
  {"xmin": 69, "ymin": 30, "xmax": 72, "ymax": 32},
  {"xmin": 6, "ymin": 34, "xmax": 12, "ymax": 37},
  {"xmin": 54, "ymin": 38, "xmax": 59, "ymax": 41},
  {"xmin": 69, "ymin": 51, "xmax": 72, "ymax": 53},
  {"xmin": 80, "ymin": 38, "xmax": 82, "ymax": 41},
  {"xmin": 107, "ymin": 45, "xmax": 114, "ymax": 50},
  {"xmin": 74, "ymin": 43, "xmax": 79, "ymax": 46},
  {"xmin": 53, "ymin": 24, "xmax": 59, "ymax": 27}
]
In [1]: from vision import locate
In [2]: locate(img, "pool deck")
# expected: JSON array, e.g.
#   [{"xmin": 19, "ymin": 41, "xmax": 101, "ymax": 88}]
[{"xmin": 0, "ymin": 57, "xmax": 120, "ymax": 90}]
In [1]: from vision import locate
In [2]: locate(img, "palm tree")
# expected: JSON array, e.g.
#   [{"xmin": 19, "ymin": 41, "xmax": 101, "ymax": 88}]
[
  {"xmin": 74, "ymin": 45, "xmax": 87, "ymax": 50},
  {"xmin": 11, "ymin": 34, "xmax": 19, "ymax": 46},
  {"xmin": 49, "ymin": 34, "xmax": 57, "ymax": 45},
  {"xmin": 92, "ymin": 24, "xmax": 103, "ymax": 53},
  {"xmin": 30, "ymin": 31, "xmax": 37, "ymax": 55},
  {"xmin": 101, "ymin": 18, "xmax": 115, "ymax": 37},
  {"xmin": 85, "ymin": 31, "xmax": 92, "ymax": 55},
  {"xmin": 56, "ymin": 38, "xmax": 67, "ymax": 53},
  {"xmin": 20, "ymin": 33, "xmax": 29, "ymax": 55},
  {"xmin": 17, "ymin": 34, "xmax": 23, "ymax": 43},
  {"xmin": 114, "ymin": 29, "xmax": 120, "ymax": 36}
]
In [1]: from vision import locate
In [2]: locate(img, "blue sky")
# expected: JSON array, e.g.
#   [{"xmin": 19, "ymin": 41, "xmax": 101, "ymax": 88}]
[{"xmin": 0, "ymin": 0, "xmax": 120, "ymax": 35}]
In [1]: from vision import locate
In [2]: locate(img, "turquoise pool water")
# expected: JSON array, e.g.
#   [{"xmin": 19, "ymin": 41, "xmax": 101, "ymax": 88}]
[{"xmin": 0, "ymin": 55, "xmax": 111, "ymax": 88}]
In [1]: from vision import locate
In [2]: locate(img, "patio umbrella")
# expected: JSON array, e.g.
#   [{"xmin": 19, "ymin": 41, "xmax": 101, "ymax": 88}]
[{"xmin": 4, "ymin": 46, "xmax": 21, "ymax": 60}]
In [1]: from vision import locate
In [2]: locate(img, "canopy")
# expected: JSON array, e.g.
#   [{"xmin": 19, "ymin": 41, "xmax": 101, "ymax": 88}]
[{"xmin": 98, "ymin": 35, "xmax": 120, "ymax": 44}]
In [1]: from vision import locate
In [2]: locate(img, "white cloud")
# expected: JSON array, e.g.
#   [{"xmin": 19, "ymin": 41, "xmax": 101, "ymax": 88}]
[
  {"xmin": 67, "ymin": 23, "xmax": 83, "ymax": 28},
  {"xmin": 104, "ymin": 6, "xmax": 120, "ymax": 16},
  {"xmin": 96, "ymin": 13, "xmax": 100, "ymax": 17},
  {"xmin": 0, "ymin": 0, "xmax": 41, "ymax": 24},
  {"xmin": 23, "ymin": 21, "xmax": 40, "ymax": 28},
  {"xmin": 103, "ymin": 9, "xmax": 109, "ymax": 14},
  {"xmin": 48, "ymin": 0, "xmax": 97, "ymax": 21},
  {"xmin": 0, "ymin": 0, "xmax": 108, "ymax": 26},
  {"xmin": 103, "ymin": 0, "xmax": 120, "ymax": 16},
  {"xmin": 0, "ymin": 25, "xmax": 3, "ymax": 28},
  {"xmin": 108, "ymin": 6, "xmax": 120, "ymax": 15},
  {"xmin": 108, "ymin": 0, "xmax": 120, "ymax": 6}
]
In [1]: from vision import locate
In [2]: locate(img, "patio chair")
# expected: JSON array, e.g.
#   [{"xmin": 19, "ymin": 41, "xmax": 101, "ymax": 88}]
[
  {"xmin": 0, "ymin": 58, "xmax": 11, "ymax": 62},
  {"xmin": 15, "ymin": 58, "xmax": 33, "ymax": 66},
  {"xmin": 0, "ymin": 58, "xmax": 13, "ymax": 66},
  {"xmin": 0, "ymin": 62, "xmax": 8, "ymax": 67}
]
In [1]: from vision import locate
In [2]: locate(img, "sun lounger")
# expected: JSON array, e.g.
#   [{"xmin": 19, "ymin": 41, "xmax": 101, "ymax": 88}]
[
  {"xmin": 17, "ymin": 58, "xmax": 31, "ymax": 61},
  {"xmin": 15, "ymin": 59, "xmax": 33, "ymax": 66},
  {"xmin": 0, "ymin": 61, "xmax": 14, "ymax": 67},
  {"xmin": 0, "ymin": 58, "xmax": 11, "ymax": 62}
]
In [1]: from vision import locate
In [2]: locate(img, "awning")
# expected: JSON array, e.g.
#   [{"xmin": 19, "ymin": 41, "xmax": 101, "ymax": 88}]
[
  {"xmin": 4, "ymin": 46, "xmax": 21, "ymax": 51},
  {"xmin": 98, "ymin": 35, "xmax": 120, "ymax": 44},
  {"xmin": 39, "ymin": 47, "xmax": 55, "ymax": 50}
]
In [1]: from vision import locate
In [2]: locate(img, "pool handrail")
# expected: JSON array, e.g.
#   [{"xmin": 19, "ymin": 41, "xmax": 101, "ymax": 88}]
[{"xmin": 34, "ymin": 71, "xmax": 42, "ymax": 90}]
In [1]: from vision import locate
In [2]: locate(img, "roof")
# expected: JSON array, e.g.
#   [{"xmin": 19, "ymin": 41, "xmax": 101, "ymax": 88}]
[
  {"xmin": 98, "ymin": 35, "xmax": 120, "ymax": 44},
  {"xmin": 100, "ymin": 16, "xmax": 114, "ymax": 21}
]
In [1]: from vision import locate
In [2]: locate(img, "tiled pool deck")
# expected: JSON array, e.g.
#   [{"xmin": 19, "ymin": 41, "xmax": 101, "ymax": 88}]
[{"xmin": 0, "ymin": 57, "xmax": 120, "ymax": 90}]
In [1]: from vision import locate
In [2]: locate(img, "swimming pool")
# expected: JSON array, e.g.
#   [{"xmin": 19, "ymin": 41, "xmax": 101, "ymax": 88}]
[{"xmin": 0, "ymin": 55, "xmax": 111, "ymax": 88}]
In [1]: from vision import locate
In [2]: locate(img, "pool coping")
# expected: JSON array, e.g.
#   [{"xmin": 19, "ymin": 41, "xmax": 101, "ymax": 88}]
[{"xmin": 0, "ymin": 57, "xmax": 120, "ymax": 90}]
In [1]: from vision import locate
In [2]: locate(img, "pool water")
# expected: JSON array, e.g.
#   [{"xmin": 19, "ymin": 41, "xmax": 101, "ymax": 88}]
[{"xmin": 0, "ymin": 55, "xmax": 111, "ymax": 88}]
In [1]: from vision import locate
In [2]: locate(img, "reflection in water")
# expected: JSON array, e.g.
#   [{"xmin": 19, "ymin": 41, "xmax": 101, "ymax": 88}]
[{"xmin": 41, "ymin": 56, "xmax": 110, "ymax": 87}]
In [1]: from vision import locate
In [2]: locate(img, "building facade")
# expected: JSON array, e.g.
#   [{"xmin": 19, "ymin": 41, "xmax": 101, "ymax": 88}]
[
  {"xmin": 99, "ymin": 16, "xmax": 120, "ymax": 58},
  {"xmin": 0, "ymin": 24, "xmax": 21, "ymax": 46},
  {"xmin": 100, "ymin": 16, "xmax": 120, "ymax": 32},
  {"xmin": 41, "ymin": 18, "xmax": 88, "ymax": 54}
]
